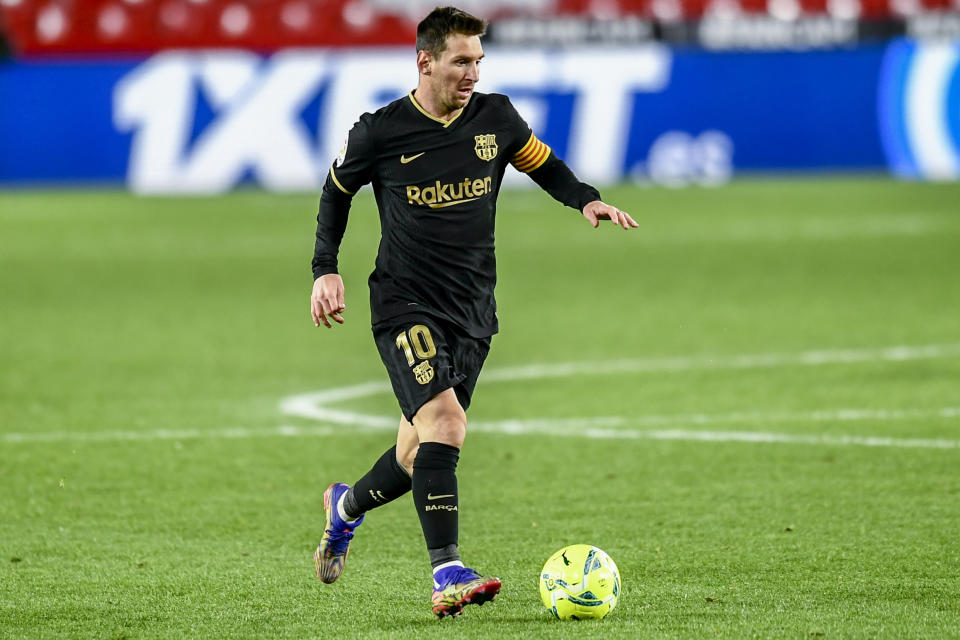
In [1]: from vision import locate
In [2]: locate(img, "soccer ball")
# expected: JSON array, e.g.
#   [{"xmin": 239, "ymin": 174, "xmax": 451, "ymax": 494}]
[{"xmin": 539, "ymin": 544, "xmax": 621, "ymax": 620}]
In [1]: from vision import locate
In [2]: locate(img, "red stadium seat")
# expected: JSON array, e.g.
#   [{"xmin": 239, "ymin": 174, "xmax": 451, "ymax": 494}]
[{"xmin": 0, "ymin": 0, "xmax": 955, "ymax": 56}]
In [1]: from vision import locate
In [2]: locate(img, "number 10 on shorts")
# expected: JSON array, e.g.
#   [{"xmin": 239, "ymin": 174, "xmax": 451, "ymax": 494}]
[{"xmin": 396, "ymin": 325, "xmax": 437, "ymax": 384}]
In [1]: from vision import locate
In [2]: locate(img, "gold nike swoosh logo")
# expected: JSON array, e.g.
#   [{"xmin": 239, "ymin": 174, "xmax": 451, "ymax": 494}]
[
  {"xmin": 427, "ymin": 493, "xmax": 455, "ymax": 500},
  {"xmin": 400, "ymin": 152, "xmax": 425, "ymax": 164}
]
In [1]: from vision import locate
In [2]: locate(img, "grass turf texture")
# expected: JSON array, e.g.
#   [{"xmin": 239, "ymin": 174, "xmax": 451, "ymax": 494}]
[{"xmin": 1, "ymin": 179, "xmax": 959, "ymax": 639}]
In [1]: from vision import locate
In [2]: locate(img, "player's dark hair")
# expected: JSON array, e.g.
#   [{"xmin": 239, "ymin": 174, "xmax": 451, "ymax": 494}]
[{"xmin": 416, "ymin": 7, "xmax": 486, "ymax": 57}]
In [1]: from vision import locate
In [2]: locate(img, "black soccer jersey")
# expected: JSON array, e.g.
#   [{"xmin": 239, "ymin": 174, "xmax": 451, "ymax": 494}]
[{"xmin": 313, "ymin": 91, "xmax": 600, "ymax": 338}]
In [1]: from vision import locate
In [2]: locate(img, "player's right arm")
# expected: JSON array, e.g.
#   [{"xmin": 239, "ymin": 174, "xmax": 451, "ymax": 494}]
[{"xmin": 311, "ymin": 116, "xmax": 376, "ymax": 328}]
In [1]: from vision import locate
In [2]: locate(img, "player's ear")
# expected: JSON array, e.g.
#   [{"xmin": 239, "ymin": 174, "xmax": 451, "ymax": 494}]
[{"xmin": 416, "ymin": 50, "xmax": 432, "ymax": 76}]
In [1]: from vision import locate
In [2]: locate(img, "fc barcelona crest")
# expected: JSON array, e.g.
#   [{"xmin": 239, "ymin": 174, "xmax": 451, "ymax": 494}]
[
  {"xmin": 413, "ymin": 360, "xmax": 435, "ymax": 385},
  {"xmin": 474, "ymin": 134, "xmax": 498, "ymax": 162}
]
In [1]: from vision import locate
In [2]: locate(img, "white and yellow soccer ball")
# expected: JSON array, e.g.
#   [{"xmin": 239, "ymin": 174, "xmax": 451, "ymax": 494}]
[{"xmin": 539, "ymin": 544, "xmax": 621, "ymax": 620}]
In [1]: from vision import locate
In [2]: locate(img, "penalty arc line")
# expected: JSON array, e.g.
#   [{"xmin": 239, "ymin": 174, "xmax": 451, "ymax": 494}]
[
  {"xmin": 279, "ymin": 342, "xmax": 960, "ymax": 422},
  {"xmin": 275, "ymin": 342, "xmax": 960, "ymax": 450}
]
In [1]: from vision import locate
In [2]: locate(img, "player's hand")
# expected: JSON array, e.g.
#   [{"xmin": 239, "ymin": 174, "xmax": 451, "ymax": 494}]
[
  {"xmin": 311, "ymin": 274, "xmax": 346, "ymax": 328},
  {"xmin": 582, "ymin": 200, "xmax": 638, "ymax": 230}
]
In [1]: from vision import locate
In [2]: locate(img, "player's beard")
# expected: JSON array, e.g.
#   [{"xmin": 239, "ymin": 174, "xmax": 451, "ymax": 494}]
[{"xmin": 448, "ymin": 84, "xmax": 474, "ymax": 110}]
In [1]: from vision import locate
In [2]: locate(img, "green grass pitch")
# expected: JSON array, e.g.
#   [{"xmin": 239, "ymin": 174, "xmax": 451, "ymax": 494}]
[{"xmin": 1, "ymin": 179, "xmax": 959, "ymax": 638}]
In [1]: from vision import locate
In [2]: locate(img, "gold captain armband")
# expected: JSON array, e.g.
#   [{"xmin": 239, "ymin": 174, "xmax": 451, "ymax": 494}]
[{"xmin": 511, "ymin": 133, "xmax": 551, "ymax": 173}]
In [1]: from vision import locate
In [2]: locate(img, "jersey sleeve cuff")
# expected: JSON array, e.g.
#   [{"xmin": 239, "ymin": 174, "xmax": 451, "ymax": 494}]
[{"xmin": 575, "ymin": 188, "xmax": 602, "ymax": 212}]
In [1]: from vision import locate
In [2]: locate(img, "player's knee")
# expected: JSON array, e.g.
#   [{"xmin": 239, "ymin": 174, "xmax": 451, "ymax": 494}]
[
  {"xmin": 424, "ymin": 410, "xmax": 466, "ymax": 448},
  {"xmin": 413, "ymin": 391, "xmax": 467, "ymax": 448}
]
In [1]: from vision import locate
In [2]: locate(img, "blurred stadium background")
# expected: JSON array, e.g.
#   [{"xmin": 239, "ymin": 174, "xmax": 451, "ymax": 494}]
[{"xmin": 1, "ymin": 0, "xmax": 960, "ymax": 188}]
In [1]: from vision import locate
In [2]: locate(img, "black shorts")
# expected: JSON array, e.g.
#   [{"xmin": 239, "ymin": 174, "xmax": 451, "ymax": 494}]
[{"xmin": 372, "ymin": 313, "xmax": 491, "ymax": 423}]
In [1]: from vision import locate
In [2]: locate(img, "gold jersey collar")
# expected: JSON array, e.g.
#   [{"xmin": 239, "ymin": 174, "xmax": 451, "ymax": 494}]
[{"xmin": 408, "ymin": 91, "xmax": 465, "ymax": 128}]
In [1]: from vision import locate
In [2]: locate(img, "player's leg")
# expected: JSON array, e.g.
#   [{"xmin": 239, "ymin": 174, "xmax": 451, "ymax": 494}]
[
  {"xmin": 350, "ymin": 312, "xmax": 499, "ymax": 613},
  {"xmin": 411, "ymin": 388, "xmax": 465, "ymax": 569},
  {"xmin": 395, "ymin": 415, "xmax": 419, "ymax": 476},
  {"xmin": 341, "ymin": 417, "xmax": 414, "ymax": 517},
  {"xmin": 412, "ymin": 389, "xmax": 500, "ymax": 618},
  {"xmin": 314, "ymin": 418, "xmax": 414, "ymax": 583}
]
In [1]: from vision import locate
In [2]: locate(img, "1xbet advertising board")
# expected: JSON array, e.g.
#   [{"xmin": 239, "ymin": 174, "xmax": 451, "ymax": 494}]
[{"xmin": 1, "ymin": 41, "xmax": 958, "ymax": 192}]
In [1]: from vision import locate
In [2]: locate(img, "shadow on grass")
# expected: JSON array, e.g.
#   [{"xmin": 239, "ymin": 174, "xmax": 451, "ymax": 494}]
[{"xmin": 376, "ymin": 610, "xmax": 643, "ymax": 630}]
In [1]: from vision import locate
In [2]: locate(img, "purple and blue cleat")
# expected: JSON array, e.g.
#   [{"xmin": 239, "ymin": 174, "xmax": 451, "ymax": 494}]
[
  {"xmin": 431, "ymin": 564, "xmax": 501, "ymax": 618},
  {"xmin": 314, "ymin": 482, "xmax": 364, "ymax": 583}
]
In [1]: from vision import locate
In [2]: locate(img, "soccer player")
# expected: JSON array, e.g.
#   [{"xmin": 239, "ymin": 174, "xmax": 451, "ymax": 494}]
[{"xmin": 309, "ymin": 6, "xmax": 637, "ymax": 619}]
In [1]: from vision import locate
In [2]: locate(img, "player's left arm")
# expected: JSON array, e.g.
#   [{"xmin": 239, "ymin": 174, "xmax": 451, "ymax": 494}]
[{"xmin": 512, "ymin": 133, "xmax": 637, "ymax": 230}]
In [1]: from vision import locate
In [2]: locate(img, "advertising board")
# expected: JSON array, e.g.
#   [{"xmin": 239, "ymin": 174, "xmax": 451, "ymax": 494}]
[{"xmin": 1, "ymin": 41, "xmax": 957, "ymax": 191}]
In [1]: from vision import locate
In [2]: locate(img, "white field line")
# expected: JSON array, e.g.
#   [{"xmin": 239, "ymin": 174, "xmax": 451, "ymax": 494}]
[
  {"xmin": 3, "ymin": 412, "xmax": 959, "ymax": 449},
  {"xmin": 4, "ymin": 343, "xmax": 960, "ymax": 449},
  {"xmin": 464, "ymin": 410, "xmax": 960, "ymax": 449},
  {"xmin": 0, "ymin": 425, "xmax": 338, "ymax": 444},
  {"xmin": 481, "ymin": 343, "xmax": 960, "ymax": 383}
]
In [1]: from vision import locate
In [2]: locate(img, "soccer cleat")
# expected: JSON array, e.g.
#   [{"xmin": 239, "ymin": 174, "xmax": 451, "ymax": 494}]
[
  {"xmin": 431, "ymin": 566, "xmax": 501, "ymax": 618},
  {"xmin": 314, "ymin": 482, "xmax": 364, "ymax": 583}
]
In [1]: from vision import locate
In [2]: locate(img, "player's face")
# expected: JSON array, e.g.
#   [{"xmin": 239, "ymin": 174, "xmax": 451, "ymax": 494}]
[{"xmin": 429, "ymin": 33, "xmax": 483, "ymax": 113}]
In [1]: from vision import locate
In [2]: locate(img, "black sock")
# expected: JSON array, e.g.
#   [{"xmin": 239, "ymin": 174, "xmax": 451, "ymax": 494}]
[
  {"xmin": 343, "ymin": 445, "xmax": 412, "ymax": 519},
  {"xmin": 412, "ymin": 442, "xmax": 461, "ymax": 559},
  {"xmin": 428, "ymin": 544, "xmax": 461, "ymax": 569}
]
